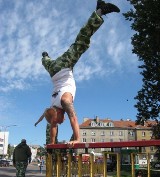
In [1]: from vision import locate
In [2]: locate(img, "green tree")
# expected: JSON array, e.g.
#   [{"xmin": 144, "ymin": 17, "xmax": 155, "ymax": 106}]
[
  {"xmin": 46, "ymin": 124, "xmax": 58, "ymax": 144},
  {"xmin": 152, "ymin": 122, "xmax": 160, "ymax": 160},
  {"xmin": 152, "ymin": 121, "xmax": 160, "ymax": 139},
  {"xmin": 7, "ymin": 144, "xmax": 14, "ymax": 159},
  {"xmin": 123, "ymin": 0, "xmax": 160, "ymax": 125},
  {"xmin": 37, "ymin": 146, "xmax": 46, "ymax": 158}
]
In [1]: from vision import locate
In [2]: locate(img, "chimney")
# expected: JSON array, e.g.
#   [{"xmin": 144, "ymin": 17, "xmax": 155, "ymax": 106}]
[{"xmin": 95, "ymin": 116, "xmax": 100, "ymax": 123}]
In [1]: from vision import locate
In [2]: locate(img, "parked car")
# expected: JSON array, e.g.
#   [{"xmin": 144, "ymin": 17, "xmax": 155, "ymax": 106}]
[
  {"xmin": 106, "ymin": 160, "xmax": 116, "ymax": 172},
  {"xmin": 0, "ymin": 159, "xmax": 10, "ymax": 167},
  {"xmin": 151, "ymin": 161, "xmax": 160, "ymax": 169},
  {"xmin": 7, "ymin": 159, "xmax": 13, "ymax": 166}
]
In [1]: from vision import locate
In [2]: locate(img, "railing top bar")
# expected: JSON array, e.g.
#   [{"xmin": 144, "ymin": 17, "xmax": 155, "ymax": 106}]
[{"xmin": 46, "ymin": 140, "xmax": 160, "ymax": 149}]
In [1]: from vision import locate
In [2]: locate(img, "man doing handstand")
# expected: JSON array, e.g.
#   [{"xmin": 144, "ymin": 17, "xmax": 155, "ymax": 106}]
[{"xmin": 34, "ymin": 0, "xmax": 120, "ymax": 145}]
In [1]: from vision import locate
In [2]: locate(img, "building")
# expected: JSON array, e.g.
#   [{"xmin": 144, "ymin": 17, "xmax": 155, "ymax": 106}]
[
  {"xmin": 0, "ymin": 131, "xmax": 9, "ymax": 158},
  {"xmin": 79, "ymin": 117, "xmax": 157, "ymax": 158}
]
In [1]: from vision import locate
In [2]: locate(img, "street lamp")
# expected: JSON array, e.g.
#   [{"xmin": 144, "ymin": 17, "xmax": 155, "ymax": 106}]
[{"xmin": 0, "ymin": 125, "xmax": 17, "ymax": 158}]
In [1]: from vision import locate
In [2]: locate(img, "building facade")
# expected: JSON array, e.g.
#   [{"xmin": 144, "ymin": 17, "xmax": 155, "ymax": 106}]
[
  {"xmin": 79, "ymin": 117, "xmax": 156, "ymax": 158},
  {"xmin": 0, "ymin": 131, "xmax": 9, "ymax": 157}
]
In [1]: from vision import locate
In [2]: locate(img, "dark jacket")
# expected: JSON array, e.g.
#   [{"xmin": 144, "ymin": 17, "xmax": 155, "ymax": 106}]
[{"xmin": 13, "ymin": 142, "xmax": 32, "ymax": 164}]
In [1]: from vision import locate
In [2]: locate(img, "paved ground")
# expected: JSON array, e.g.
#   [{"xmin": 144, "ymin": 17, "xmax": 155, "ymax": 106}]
[
  {"xmin": 0, "ymin": 163, "xmax": 115, "ymax": 177},
  {"xmin": 0, "ymin": 164, "xmax": 46, "ymax": 177}
]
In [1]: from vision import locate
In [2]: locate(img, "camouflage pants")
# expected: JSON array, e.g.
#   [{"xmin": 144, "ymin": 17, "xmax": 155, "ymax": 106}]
[
  {"xmin": 15, "ymin": 161, "xmax": 28, "ymax": 177},
  {"xmin": 42, "ymin": 11, "xmax": 104, "ymax": 77},
  {"xmin": 45, "ymin": 12, "xmax": 103, "ymax": 144}
]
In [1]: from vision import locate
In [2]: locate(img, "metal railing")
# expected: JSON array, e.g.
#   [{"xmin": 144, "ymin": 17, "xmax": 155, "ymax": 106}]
[{"xmin": 46, "ymin": 140, "xmax": 160, "ymax": 177}]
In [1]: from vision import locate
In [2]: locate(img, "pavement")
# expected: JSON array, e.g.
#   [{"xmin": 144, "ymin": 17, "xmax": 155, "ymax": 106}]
[{"xmin": 0, "ymin": 163, "xmax": 46, "ymax": 177}]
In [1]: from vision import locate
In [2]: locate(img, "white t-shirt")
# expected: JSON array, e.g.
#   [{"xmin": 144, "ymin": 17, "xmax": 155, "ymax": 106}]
[{"xmin": 51, "ymin": 68, "xmax": 76, "ymax": 109}]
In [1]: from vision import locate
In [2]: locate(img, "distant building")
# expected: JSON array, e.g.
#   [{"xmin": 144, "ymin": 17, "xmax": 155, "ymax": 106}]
[
  {"xmin": 0, "ymin": 131, "xmax": 9, "ymax": 158},
  {"xmin": 29, "ymin": 145, "xmax": 40, "ymax": 161}
]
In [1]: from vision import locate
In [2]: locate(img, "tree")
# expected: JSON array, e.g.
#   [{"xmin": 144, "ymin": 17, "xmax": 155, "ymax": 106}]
[
  {"xmin": 37, "ymin": 146, "xmax": 46, "ymax": 158},
  {"xmin": 7, "ymin": 144, "xmax": 14, "ymax": 159},
  {"xmin": 152, "ymin": 122, "xmax": 160, "ymax": 160},
  {"xmin": 46, "ymin": 124, "xmax": 58, "ymax": 144},
  {"xmin": 123, "ymin": 0, "xmax": 160, "ymax": 125}
]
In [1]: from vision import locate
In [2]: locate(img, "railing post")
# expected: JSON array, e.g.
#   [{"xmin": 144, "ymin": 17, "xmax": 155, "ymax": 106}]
[
  {"xmin": 117, "ymin": 152, "xmax": 121, "ymax": 177},
  {"xmin": 147, "ymin": 153, "xmax": 151, "ymax": 177},
  {"xmin": 90, "ymin": 153, "xmax": 94, "ymax": 177},
  {"xmin": 56, "ymin": 153, "xmax": 61, "ymax": 177},
  {"xmin": 67, "ymin": 153, "xmax": 72, "ymax": 177},
  {"xmin": 103, "ymin": 153, "xmax": 107, "ymax": 177},
  {"xmin": 131, "ymin": 153, "xmax": 135, "ymax": 177},
  {"xmin": 46, "ymin": 150, "xmax": 53, "ymax": 177},
  {"xmin": 78, "ymin": 154, "xmax": 82, "ymax": 177}
]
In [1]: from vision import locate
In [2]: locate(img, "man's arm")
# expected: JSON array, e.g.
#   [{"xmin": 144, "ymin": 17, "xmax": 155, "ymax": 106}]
[
  {"xmin": 61, "ymin": 93, "xmax": 80, "ymax": 145},
  {"xmin": 27, "ymin": 146, "xmax": 32, "ymax": 163},
  {"xmin": 34, "ymin": 109, "xmax": 47, "ymax": 126},
  {"xmin": 69, "ymin": 115, "xmax": 80, "ymax": 143}
]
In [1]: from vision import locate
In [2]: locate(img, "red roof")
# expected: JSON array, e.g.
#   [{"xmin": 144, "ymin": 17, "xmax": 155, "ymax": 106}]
[{"xmin": 79, "ymin": 118, "xmax": 156, "ymax": 129}]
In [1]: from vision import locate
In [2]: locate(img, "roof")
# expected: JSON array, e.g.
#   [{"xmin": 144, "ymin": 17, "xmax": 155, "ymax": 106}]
[{"xmin": 79, "ymin": 118, "xmax": 156, "ymax": 129}]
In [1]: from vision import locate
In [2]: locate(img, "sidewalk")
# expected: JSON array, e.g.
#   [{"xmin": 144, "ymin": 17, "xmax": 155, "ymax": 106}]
[{"xmin": 26, "ymin": 163, "xmax": 46, "ymax": 176}]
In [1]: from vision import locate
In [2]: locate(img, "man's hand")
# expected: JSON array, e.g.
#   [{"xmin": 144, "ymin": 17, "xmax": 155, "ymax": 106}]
[
  {"xmin": 67, "ymin": 140, "xmax": 79, "ymax": 148},
  {"xmin": 28, "ymin": 157, "xmax": 31, "ymax": 164}
]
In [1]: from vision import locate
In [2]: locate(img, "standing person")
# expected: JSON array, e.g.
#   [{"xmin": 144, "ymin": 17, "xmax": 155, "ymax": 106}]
[
  {"xmin": 39, "ymin": 161, "xmax": 43, "ymax": 174},
  {"xmin": 35, "ymin": 0, "xmax": 120, "ymax": 146},
  {"xmin": 13, "ymin": 139, "xmax": 32, "ymax": 177}
]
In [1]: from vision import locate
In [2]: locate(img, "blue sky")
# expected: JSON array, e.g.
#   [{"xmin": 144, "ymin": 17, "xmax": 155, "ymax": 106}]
[{"xmin": 0, "ymin": 0, "xmax": 142, "ymax": 146}]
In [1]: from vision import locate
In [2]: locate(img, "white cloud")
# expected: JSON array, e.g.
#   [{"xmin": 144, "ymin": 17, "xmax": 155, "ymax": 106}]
[{"xmin": 0, "ymin": 0, "xmax": 138, "ymax": 92}]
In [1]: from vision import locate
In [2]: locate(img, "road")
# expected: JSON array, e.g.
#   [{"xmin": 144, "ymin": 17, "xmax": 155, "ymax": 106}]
[{"xmin": 0, "ymin": 163, "xmax": 46, "ymax": 177}]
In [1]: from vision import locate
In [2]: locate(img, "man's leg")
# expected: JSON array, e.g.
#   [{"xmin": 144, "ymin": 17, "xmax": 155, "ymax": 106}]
[
  {"xmin": 16, "ymin": 162, "xmax": 27, "ymax": 177},
  {"xmin": 42, "ymin": 1, "xmax": 120, "ymax": 77},
  {"xmin": 42, "ymin": 11, "xmax": 104, "ymax": 77},
  {"xmin": 15, "ymin": 162, "xmax": 20, "ymax": 177}
]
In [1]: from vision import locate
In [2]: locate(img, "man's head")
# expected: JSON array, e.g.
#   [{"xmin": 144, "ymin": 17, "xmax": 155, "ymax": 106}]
[
  {"xmin": 44, "ymin": 107, "xmax": 65, "ymax": 125},
  {"xmin": 21, "ymin": 139, "xmax": 26, "ymax": 144}
]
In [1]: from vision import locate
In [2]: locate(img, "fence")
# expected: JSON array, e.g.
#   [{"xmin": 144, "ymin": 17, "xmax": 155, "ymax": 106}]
[{"xmin": 46, "ymin": 140, "xmax": 160, "ymax": 177}]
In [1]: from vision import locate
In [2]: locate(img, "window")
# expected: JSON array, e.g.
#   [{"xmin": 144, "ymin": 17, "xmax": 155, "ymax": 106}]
[
  {"xmin": 142, "ymin": 154, "xmax": 146, "ymax": 159},
  {"xmin": 82, "ymin": 131, "xmax": 86, "ymax": 136},
  {"xmin": 91, "ymin": 138, "xmax": 95, "ymax": 142},
  {"xmin": 150, "ymin": 155, "xmax": 154, "ymax": 160},
  {"xmin": 91, "ymin": 122, "xmax": 96, "ymax": 127},
  {"xmin": 108, "ymin": 122, "xmax": 114, "ymax": 127},
  {"xmin": 91, "ymin": 131, "xmax": 96, "ymax": 136},
  {"xmin": 142, "ymin": 147, "xmax": 146, "ymax": 152},
  {"xmin": 110, "ymin": 139, "xmax": 113, "ymax": 142},
  {"xmin": 110, "ymin": 131, "xmax": 114, "ymax": 136},
  {"xmin": 101, "ymin": 131, "xmax": 105, "ymax": 136},
  {"xmin": 119, "ymin": 139, "xmax": 123, "ymax": 142},
  {"xmin": 119, "ymin": 131, "xmax": 123, "ymax": 136},
  {"xmin": 82, "ymin": 138, "xmax": 86, "ymax": 142},
  {"xmin": 150, "ymin": 146, "xmax": 154, "ymax": 151},
  {"xmin": 101, "ymin": 148, "xmax": 104, "ymax": 151},
  {"xmin": 99, "ymin": 122, "xmax": 104, "ymax": 127},
  {"xmin": 129, "ymin": 131, "xmax": 134, "ymax": 136},
  {"xmin": 142, "ymin": 132, "xmax": 146, "ymax": 137},
  {"xmin": 101, "ymin": 139, "xmax": 105, "ymax": 142}
]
